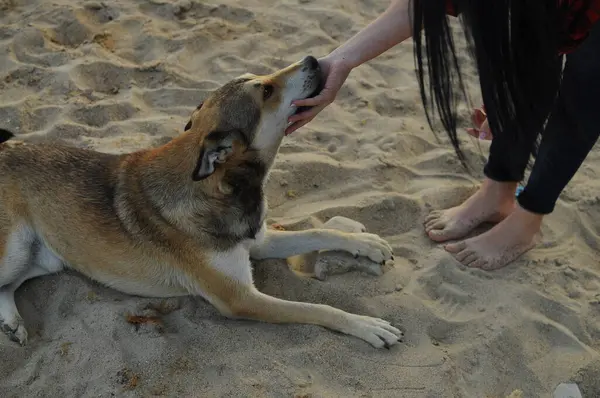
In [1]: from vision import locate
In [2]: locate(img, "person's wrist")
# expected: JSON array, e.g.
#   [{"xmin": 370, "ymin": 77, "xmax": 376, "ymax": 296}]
[{"xmin": 322, "ymin": 52, "xmax": 355, "ymax": 72}]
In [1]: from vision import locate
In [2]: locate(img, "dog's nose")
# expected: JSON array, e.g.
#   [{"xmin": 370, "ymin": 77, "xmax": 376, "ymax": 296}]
[{"xmin": 302, "ymin": 56, "xmax": 320, "ymax": 71}]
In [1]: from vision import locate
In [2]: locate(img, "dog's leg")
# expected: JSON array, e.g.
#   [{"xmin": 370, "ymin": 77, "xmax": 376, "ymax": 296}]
[
  {"xmin": 202, "ymin": 250, "xmax": 403, "ymax": 349},
  {"xmin": 215, "ymin": 285, "xmax": 404, "ymax": 349},
  {"xmin": 0, "ymin": 234, "xmax": 64, "ymax": 345},
  {"xmin": 0, "ymin": 264, "xmax": 57, "ymax": 345},
  {"xmin": 250, "ymin": 229, "xmax": 393, "ymax": 263},
  {"xmin": 0, "ymin": 224, "xmax": 37, "ymax": 287}
]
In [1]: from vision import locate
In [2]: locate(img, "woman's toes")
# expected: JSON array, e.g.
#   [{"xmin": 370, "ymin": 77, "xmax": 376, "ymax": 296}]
[
  {"xmin": 425, "ymin": 219, "xmax": 445, "ymax": 231},
  {"xmin": 427, "ymin": 228, "xmax": 453, "ymax": 242},
  {"xmin": 444, "ymin": 241, "xmax": 466, "ymax": 253},
  {"xmin": 454, "ymin": 249, "xmax": 474, "ymax": 262},
  {"xmin": 424, "ymin": 211, "xmax": 442, "ymax": 223},
  {"xmin": 469, "ymin": 259, "xmax": 487, "ymax": 268},
  {"xmin": 462, "ymin": 253, "xmax": 479, "ymax": 266}
]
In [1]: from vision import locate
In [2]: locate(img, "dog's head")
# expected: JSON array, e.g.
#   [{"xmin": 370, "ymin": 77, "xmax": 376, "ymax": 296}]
[{"xmin": 181, "ymin": 56, "xmax": 322, "ymax": 181}]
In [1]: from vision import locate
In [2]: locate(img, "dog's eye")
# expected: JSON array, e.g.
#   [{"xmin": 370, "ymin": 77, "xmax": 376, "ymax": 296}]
[{"xmin": 263, "ymin": 85, "xmax": 274, "ymax": 100}]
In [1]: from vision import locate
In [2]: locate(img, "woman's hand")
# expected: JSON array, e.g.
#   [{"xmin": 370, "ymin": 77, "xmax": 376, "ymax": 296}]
[
  {"xmin": 284, "ymin": 0, "xmax": 413, "ymax": 135},
  {"xmin": 466, "ymin": 106, "xmax": 493, "ymax": 140},
  {"xmin": 285, "ymin": 56, "xmax": 352, "ymax": 135}
]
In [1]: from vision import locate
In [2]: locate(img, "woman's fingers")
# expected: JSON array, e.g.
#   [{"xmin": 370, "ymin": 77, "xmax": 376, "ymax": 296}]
[
  {"xmin": 479, "ymin": 119, "xmax": 492, "ymax": 139},
  {"xmin": 480, "ymin": 130, "xmax": 493, "ymax": 140},
  {"xmin": 466, "ymin": 128, "xmax": 479, "ymax": 138},
  {"xmin": 466, "ymin": 128, "xmax": 493, "ymax": 141},
  {"xmin": 285, "ymin": 118, "xmax": 311, "ymax": 136},
  {"xmin": 471, "ymin": 107, "xmax": 487, "ymax": 128},
  {"xmin": 292, "ymin": 78, "xmax": 339, "ymax": 108},
  {"xmin": 292, "ymin": 94, "xmax": 327, "ymax": 108},
  {"xmin": 288, "ymin": 103, "xmax": 324, "ymax": 124},
  {"xmin": 285, "ymin": 57, "xmax": 352, "ymax": 135},
  {"xmin": 285, "ymin": 105, "xmax": 325, "ymax": 135},
  {"xmin": 467, "ymin": 107, "xmax": 493, "ymax": 140}
]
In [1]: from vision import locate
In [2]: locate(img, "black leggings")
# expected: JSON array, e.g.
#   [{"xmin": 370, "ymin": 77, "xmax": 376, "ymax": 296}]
[{"xmin": 483, "ymin": 21, "xmax": 600, "ymax": 215}]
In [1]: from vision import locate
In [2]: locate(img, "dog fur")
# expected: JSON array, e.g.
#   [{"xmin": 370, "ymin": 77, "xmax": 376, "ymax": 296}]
[{"xmin": 0, "ymin": 56, "xmax": 403, "ymax": 348}]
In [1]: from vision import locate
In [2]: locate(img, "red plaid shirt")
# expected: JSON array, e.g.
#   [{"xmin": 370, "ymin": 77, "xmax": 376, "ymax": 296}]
[{"xmin": 446, "ymin": 0, "xmax": 600, "ymax": 54}]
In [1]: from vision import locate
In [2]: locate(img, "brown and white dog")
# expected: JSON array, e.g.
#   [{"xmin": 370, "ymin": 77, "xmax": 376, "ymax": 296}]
[{"xmin": 0, "ymin": 56, "xmax": 403, "ymax": 348}]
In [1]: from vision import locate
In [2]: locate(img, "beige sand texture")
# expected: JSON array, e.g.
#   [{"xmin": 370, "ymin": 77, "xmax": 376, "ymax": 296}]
[{"xmin": 1, "ymin": 0, "xmax": 600, "ymax": 397}]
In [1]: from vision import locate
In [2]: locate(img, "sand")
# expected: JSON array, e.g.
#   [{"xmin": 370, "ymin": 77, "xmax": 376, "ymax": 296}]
[{"xmin": 1, "ymin": 0, "xmax": 600, "ymax": 397}]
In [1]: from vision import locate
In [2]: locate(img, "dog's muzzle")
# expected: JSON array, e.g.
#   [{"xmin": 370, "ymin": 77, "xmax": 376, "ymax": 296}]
[{"xmin": 294, "ymin": 56, "xmax": 324, "ymax": 115}]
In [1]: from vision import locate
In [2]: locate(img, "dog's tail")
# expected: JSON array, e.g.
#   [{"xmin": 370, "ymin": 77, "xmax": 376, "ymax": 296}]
[
  {"xmin": 0, "ymin": 129, "xmax": 14, "ymax": 144},
  {"xmin": 0, "ymin": 129, "xmax": 15, "ymax": 145}
]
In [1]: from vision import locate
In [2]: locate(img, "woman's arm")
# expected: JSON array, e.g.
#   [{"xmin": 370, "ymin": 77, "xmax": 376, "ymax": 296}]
[
  {"xmin": 332, "ymin": 0, "xmax": 459, "ymax": 67},
  {"xmin": 327, "ymin": 0, "xmax": 413, "ymax": 69},
  {"xmin": 286, "ymin": 0, "xmax": 413, "ymax": 134}
]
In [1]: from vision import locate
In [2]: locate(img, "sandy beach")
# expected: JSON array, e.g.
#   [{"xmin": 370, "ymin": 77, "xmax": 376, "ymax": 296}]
[{"xmin": 1, "ymin": 0, "xmax": 600, "ymax": 396}]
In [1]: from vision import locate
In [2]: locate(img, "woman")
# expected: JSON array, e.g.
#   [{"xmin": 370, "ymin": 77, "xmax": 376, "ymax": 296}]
[{"xmin": 287, "ymin": 0, "xmax": 600, "ymax": 270}]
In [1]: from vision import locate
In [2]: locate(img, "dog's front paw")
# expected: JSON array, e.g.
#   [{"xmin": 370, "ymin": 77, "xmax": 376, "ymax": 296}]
[
  {"xmin": 343, "ymin": 314, "xmax": 404, "ymax": 348},
  {"xmin": 348, "ymin": 233, "xmax": 393, "ymax": 264}
]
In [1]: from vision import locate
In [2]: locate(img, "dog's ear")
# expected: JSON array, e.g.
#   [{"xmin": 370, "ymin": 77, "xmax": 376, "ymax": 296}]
[
  {"xmin": 184, "ymin": 101, "xmax": 204, "ymax": 132},
  {"xmin": 193, "ymin": 130, "xmax": 244, "ymax": 181}
]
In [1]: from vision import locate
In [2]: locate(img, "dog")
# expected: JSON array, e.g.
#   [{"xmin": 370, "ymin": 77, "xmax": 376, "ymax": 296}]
[{"xmin": 0, "ymin": 56, "xmax": 403, "ymax": 348}]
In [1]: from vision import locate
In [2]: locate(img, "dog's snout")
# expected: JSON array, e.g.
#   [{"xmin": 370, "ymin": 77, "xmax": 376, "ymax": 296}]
[{"xmin": 301, "ymin": 56, "xmax": 320, "ymax": 72}]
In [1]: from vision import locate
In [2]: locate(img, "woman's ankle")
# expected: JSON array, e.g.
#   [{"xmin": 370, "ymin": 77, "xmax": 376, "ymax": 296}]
[{"xmin": 480, "ymin": 178, "xmax": 519, "ymax": 199}]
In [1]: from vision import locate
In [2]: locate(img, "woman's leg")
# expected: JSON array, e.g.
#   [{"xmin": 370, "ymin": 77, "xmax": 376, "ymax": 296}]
[
  {"xmin": 445, "ymin": 22, "xmax": 600, "ymax": 269},
  {"xmin": 424, "ymin": 104, "xmax": 538, "ymax": 242},
  {"xmin": 517, "ymin": 33, "xmax": 600, "ymax": 215}
]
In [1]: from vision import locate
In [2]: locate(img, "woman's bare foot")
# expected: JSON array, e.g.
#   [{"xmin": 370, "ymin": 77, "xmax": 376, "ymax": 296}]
[
  {"xmin": 424, "ymin": 179, "xmax": 517, "ymax": 242},
  {"xmin": 444, "ymin": 205, "xmax": 543, "ymax": 270}
]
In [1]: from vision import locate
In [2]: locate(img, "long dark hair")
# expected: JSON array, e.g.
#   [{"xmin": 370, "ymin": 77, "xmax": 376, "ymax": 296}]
[{"xmin": 411, "ymin": 0, "xmax": 569, "ymax": 166}]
